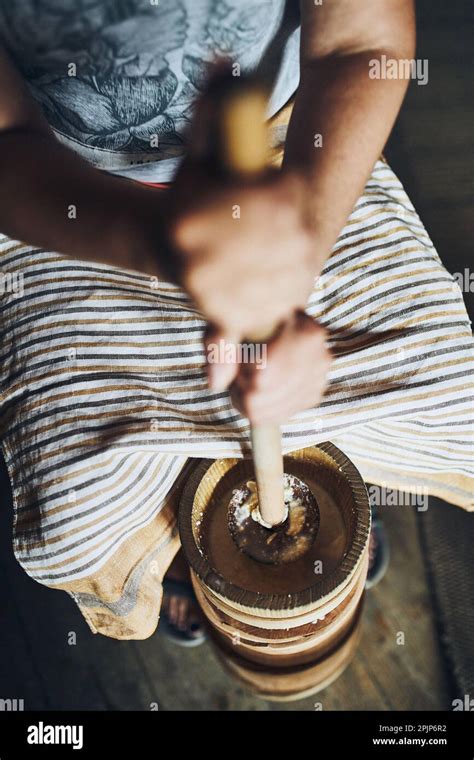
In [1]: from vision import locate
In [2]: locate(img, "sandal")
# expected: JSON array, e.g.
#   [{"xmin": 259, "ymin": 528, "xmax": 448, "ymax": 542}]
[
  {"xmin": 365, "ymin": 507, "xmax": 390, "ymax": 589},
  {"xmin": 160, "ymin": 577, "xmax": 207, "ymax": 647}
]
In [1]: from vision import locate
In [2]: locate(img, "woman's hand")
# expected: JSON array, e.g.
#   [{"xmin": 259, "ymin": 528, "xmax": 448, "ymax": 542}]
[
  {"xmin": 162, "ymin": 163, "xmax": 318, "ymax": 340},
  {"xmin": 205, "ymin": 311, "xmax": 332, "ymax": 425}
]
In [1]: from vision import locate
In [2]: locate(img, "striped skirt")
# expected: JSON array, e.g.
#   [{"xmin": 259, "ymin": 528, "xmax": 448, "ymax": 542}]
[{"xmin": 0, "ymin": 158, "xmax": 472, "ymax": 639}]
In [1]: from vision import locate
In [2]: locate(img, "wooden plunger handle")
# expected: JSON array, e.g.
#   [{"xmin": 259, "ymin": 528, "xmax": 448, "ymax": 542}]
[{"xmin": 219, "ymin": 84, "xmax": 286, "ymax": 527}]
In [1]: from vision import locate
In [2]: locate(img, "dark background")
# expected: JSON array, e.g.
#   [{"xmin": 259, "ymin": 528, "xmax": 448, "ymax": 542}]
[{"xmin": 386, "ymin": 0, "xmax": 473, "ymax": 319}]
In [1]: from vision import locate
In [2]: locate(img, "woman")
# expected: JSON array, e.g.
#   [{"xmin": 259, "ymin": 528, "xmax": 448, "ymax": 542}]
[{"xmin": 0, "ymin": 0, "xmax": 471, "ymax": 643}]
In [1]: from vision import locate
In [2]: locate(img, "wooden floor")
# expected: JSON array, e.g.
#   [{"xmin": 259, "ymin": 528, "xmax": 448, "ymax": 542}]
[{"xmin": 0, "ymin": 0, "xmax": 470, "ymax": 711}]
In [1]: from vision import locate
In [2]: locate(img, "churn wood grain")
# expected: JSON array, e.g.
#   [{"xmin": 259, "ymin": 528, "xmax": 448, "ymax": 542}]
[{"xmin": 270, "ymin": 501, "xmax": 450, "ymax": 711}]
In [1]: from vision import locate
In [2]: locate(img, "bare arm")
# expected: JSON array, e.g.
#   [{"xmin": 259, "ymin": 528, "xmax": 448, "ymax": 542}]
[
  {"xmin": 0, "ymin": 45, "xmax": 165, "ymax": 274},
  {"xmin": 230, "ymin": 0, "xmax": 416, "ymax": 422},
  {"xmin": 283, "ymin": 0, "xmax": 416, "ymax": 271}
]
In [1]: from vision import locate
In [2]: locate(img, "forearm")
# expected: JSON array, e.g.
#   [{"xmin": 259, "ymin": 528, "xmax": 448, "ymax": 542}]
[
  {"xmin": 283, "ymin": 49, "xmax": 411, "ymax": 272},
  {"xmin": 0, "ymin": 129, "xmax": 166, "ymax": 276}
]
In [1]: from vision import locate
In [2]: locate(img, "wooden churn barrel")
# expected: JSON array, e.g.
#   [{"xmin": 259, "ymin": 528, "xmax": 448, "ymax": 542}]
[{"xmin": 179, "ymin": 442, "xmax": 371, "ymax": 701}]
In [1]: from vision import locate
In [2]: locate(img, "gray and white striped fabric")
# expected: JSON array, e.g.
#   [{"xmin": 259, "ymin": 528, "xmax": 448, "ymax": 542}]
[{"xmin": 1, "ymin": 158, "xmax": 472, "ymax": 639}]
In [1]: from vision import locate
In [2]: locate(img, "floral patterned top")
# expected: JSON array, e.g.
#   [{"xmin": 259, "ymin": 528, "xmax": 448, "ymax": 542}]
[{"xmin": 0, "ymin": 0, "xmax": 300, "ymax": 181}]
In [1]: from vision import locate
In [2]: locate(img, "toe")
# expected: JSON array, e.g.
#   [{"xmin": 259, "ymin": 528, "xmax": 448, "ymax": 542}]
[
  {"xmin": 168, "ymin": 596, "xmax": 179, "ymax": 625},
  {"xmin": 176, "ymin": 598, "xmax": 188, "ymax": 630}
]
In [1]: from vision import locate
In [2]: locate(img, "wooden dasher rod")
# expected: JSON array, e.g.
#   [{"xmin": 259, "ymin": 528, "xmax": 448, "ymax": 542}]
[{"xmin": 218, "ymin": 83, "xmax": 286, "ymax": 527}]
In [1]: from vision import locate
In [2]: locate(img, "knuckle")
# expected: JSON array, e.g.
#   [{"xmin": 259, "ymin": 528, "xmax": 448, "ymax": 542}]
[
  {"xmin": 180, "ymin": 262, "xmax": 197, "ymax": 291},
  {"xmin": 324, "ymin": 347, "xmax": 333, "ymax": 367},
  {"xmin": 180, "ymin": 260, "xmax": 208, "ymax": 298},
  {"xmin": 168, "ymin": 214, "xmax": 198, "ymax": 250},
  {"xmin": 320, "ymin": 343, "xmax": 332, "ymax": 367},
  {"xmin": 301, "ymin": 320, "xmax": 317, "ymax": 339}
]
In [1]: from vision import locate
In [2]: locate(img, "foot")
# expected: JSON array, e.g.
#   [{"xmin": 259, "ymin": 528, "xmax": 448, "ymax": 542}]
[{"xmin": 161, "ymin": 550, "xmax": 206, "ymax": 644}]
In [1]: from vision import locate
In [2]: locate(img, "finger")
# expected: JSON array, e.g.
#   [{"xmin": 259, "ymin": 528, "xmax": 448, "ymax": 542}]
[
  {"xmin": 205, "ymin": 326, "xmax": 241, "ymax": 391},
  {"xmin": 236, "ymin": 362, "xmax": 328, "ymax": 424},
  {"xmin": 242, "ymin": 388, "xmax": 299, "ymax": 424},
  {"xmin": 243, "ymin": 389, "xmax": 314, "ymax": 425},
  {"xmin": 232, "ymin": 375, "xmax": 294, "ymax": 422},
  {"xmin": 231, "ymin": 315, "xmax": 332, "ymax": 420},
  {"xmin": 233, "ymin": 330, "xmax": 329, "ymax": 398}
]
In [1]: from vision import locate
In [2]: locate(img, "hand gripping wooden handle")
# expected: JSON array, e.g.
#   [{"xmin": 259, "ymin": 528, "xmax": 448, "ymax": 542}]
[{"xmin": 219, "ymin": 82, "xmax": 286, "ymax": 527}]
